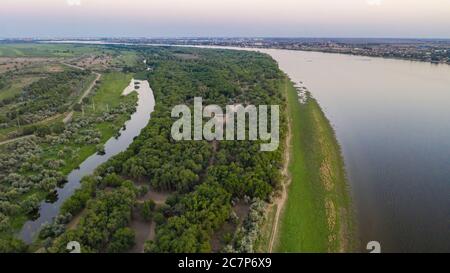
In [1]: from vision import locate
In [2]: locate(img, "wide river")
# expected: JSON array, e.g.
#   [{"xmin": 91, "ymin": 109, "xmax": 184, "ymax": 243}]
[
  {"xmin": 19, "ymin": 79, "xmax": 155, "ymax": 243},
  {"xmin": 258, "ymin": 49, "xmax": 450, "ymax": 253}
]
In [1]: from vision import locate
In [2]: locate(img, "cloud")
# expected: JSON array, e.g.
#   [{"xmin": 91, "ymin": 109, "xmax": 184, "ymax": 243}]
[
  {"xmin": 366, "ymin": 0, "xmax": 383, "ymax": 6},
  {"xmin": 66, "ymin": 0, "xmax": 81, "ymax": 6}
]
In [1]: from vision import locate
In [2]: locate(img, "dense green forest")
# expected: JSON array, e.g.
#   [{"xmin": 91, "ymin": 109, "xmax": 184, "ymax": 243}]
[
  {"xmin": 39, "ymin": 46, "xmax": 288, "ymax": 253},
  {"xmin": 0, "ymin": 44, "xmax": 288, "ymax": 253}
]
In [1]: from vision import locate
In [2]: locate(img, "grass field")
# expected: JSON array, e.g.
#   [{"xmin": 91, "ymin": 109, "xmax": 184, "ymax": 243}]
[
  {"xmin": 113, "ymin": 51, "xmax": 139, "ymax": 67},
  {"xmin": 274, "ymin": 77, "xmax": 356, "ymax": 253},
  {"xmin": 56, "ymin": 72, "xmax": 135, "ymax": 174},
  {"xmin": 0, "ymin": 72, "xmax": 136, "ymax": 241},
  {"xmin": 0, "ymin": 44, "xmax": 107, "ymax": 58},
  {"xmin": 0, "ymin": 44, "xmax": 140, "ymax": 70},
  {"xmin": 0, "ymin": 76, "xmax": 41, "ymax": 101},
  {"xmin": 81, "ymin": 72, "xmax": 133, "ymax": 115}
]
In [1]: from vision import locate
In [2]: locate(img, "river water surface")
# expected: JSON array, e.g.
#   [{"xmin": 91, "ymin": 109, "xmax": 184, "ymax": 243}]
[
  {"xmin": 19, "ymin": 79, "xmax": 155, "ymax": 243},
  {"xmin": 259, "ymin": 49, "xmax": 450, "ymax": 252}
]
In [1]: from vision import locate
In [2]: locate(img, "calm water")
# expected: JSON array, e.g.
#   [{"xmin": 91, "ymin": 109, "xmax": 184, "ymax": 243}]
[
  {"xmin": 44, "ymin": 42, "xmax": 450, "ymax": 252},
  {"xmin": 19, "ymin": 80, "xmax": 155, "ymax": 243},
  {"xmin": 259, "ymin": 49, "xmax": 450, "ymax": 252}
]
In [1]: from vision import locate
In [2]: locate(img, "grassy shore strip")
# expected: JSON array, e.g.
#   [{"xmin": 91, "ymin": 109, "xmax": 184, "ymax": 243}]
[
  {"xmin": 274, "ymin": 77, "xmax": 356, "ymax": 252},
  {"xmin": 255, "ymin": 204, "xmax": 277, "ymax": 252},
  {"xmin": 57, "ymin": 72, "xmax": 135, "ymax": 174}
]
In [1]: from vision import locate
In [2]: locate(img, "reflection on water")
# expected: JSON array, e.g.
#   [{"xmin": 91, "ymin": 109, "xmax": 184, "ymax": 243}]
[
  {"xmin": 261, "ymin": 49, "xmax": 450, "ymax": 252},
  {"xmin": 19, "ymin": 80, "xmax": 155, "ymax": 244}
]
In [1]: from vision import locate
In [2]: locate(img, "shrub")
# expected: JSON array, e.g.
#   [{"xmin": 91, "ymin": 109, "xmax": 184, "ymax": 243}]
[
  {"xmin": 96, "ymin": 144, "xmax": 105, "ymax": 155},
  {"xmin": 140, "ymin": 200, "xmax": 156, "ymax": 221},
  {"xmin": 107, "ymin": 227, "xmax": 135, "ymax": 253}
]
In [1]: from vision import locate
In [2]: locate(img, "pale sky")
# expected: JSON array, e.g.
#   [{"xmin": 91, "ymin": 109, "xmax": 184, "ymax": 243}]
[{"xmin": 1, "ymin": 0, "xmax": 450, "ymax": 38}]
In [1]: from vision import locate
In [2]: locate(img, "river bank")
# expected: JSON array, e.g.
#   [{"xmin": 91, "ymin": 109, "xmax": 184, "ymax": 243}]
[
  {"xmin": 18, "ymin": 78, "xmax": 155, "ymax": 244},
  {"xmin": 256, "ymin": 77, "xmax": 356, "ymax": 253},
  {"xmin": 276, "ymin": 78, "xmax": 355, "ymax": 252},
  {"xmin": 265, "ymin": 49, "xmax": 450, "ymax": 252}
]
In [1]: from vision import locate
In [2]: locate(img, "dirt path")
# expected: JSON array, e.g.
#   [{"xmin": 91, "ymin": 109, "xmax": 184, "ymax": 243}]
[
  {"xmin": 0, "ymin": 135, "xmax": 34, "ymax": 146},
  {"xmin": 78, "ymin": 72, "xmax": 101, "ymax": 103},
  {"xmin": 129, "ymin": 209, "xmax": 156, "ymax": 253},
  {"xmin": 268, "ymin": 80, "xmax": 293, "ymax": 253},
  {"xmin": 0, "ymin": 113, "xmax": 66, "ymax": 146},
  {"xmin": 2, "ymin": 64, "xmax": 101, "ymax": 143},
  {"xmin": 66, "ymin": 208, "xmax": 87, "ymax": 230},
  {"xmin": 61, "ymin": 63, "xmax": 101, "ymax": 124},
  {"xmin": 61, "ymin": 62, "xmax": 101, "ymax": 103},
  {"xmin": 62, "ymin": 111, "xmax": 74, "ymax": 124},
  {"xmin": 61, "ymin": 62, "xmax": 86, "ymax": 71}
]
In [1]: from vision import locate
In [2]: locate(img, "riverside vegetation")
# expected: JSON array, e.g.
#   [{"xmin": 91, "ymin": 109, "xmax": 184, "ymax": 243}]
[
  {"xmin": 47, "ymin": 46, "xmax": 287, "ymax": 253},
  {"xmin": 0, "ymin": 44, "xmax": 140, "ymax": 251},
  {"xmin": 0, "ymin": 43, "xmax": 354, "ymax": 253}
]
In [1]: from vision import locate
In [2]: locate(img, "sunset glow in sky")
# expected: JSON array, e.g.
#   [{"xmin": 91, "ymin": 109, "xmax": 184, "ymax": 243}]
[{"xmin": 1, "ymin": 0, "xmax": 450, "ymax": 38}]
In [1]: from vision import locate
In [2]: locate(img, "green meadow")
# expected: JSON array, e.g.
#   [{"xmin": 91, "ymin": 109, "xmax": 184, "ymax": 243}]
[{"xmin": 275, "ymin": 78, "xmax": 356, "ymax": 252}]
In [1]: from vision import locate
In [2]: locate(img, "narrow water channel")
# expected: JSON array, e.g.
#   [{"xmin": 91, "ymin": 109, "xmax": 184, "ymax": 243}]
[{"xmin": 19, "ymin": 79, "xmax": 155, "ymax": 243}]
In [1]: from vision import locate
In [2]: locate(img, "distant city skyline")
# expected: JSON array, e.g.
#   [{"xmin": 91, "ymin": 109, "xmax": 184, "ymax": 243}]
[{"xmin": 1, "ymin": 0, "xmax": 450, "ymax": 38}]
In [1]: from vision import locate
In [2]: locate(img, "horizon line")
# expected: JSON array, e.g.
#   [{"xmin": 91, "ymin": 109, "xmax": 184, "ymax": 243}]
[{"xmin": 2, "ymin": 36, "xmax": 450, "ymax": 41}]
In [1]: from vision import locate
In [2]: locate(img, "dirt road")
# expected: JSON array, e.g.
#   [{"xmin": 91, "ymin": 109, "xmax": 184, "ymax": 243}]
[
  {"xmin": 62, "ymin": 63, "xmax": 102, "ymax": 124},
  {"xmin": 268, "ymin": 81, "xmax": 293, "ymax": 253}
]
